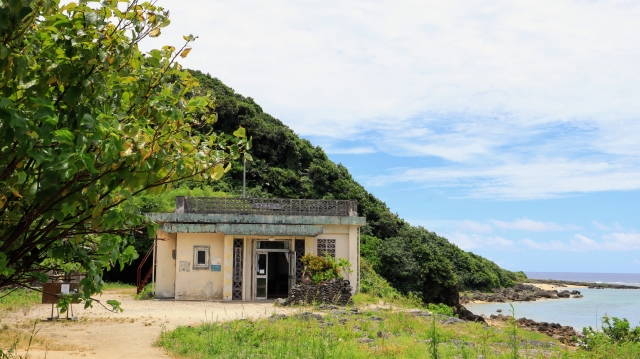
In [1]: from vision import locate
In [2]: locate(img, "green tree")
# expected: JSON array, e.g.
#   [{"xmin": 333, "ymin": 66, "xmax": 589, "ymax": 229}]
[{"xmin": 0, "ymin": 0, "xmax": 248, "ymax": 309}]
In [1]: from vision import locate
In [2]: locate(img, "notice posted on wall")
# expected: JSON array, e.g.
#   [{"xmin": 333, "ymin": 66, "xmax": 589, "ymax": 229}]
[
  {"xmin": 61, "ymin": 284, "xmax": 70, "ymax": 294},
  {"xmin": 210, "ymin": 257, "xmax": 222, "ymax": 271}
]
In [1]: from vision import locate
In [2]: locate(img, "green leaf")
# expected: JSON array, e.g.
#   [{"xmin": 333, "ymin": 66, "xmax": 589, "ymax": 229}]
[
  {"xmin": 63, "ymin": 86, "xmax": 83, "ymax": 104},
  {"xmin": 91, "ymin": 202, "xmax": 104, "ymax": 219},
  {"xmin": 211, "ymin": 165, "xmax": 224, "ymax": 180},
  {"xmin": 233, "ymin": 126, "xmax": 246, "ymax": 138},
  {"xmin": 106, "ymin": 299, "xmax": 123, "ymax": 313},
  {"xmin": 16, "ymin": 171, "xmax": 26, "ymax": 184},
  {"xmin": 53, "ymin": 129, "xmax": 75, "ymax": 145}
]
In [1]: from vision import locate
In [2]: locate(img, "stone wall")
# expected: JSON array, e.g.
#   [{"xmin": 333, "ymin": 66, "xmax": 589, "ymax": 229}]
[{"xmin": 285, "ymin": 279, "xmax": 352, "ymax": 306}]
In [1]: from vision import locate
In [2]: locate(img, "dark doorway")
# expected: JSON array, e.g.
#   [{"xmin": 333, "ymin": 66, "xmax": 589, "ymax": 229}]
[{"xmin": 267, "ymin": 252, "xmax": 290, "ymax": 298}]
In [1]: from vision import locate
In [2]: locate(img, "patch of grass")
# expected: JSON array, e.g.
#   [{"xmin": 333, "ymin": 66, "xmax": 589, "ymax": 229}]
[
  {"xmin": 102, "ymin": 282, "xmax": 136, "ymax": 296},
  {"xmin": 158, "ymin": 307, "xmax": 585, "ymax": 359},
  {"xmin": 134, "ymin": 284, "xmax": 155, "ymax": 300},
  {"xmin": 0, "ymin": 288, "xmax": 41, "ymax": 315},
  {"xmin": 355, "ymin": 258, "xmax": 425, "ymax": 309}
]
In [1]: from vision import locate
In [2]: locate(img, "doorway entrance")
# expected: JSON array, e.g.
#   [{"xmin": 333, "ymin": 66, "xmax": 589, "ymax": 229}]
[{"xmin": 254, "ymin": 240, "xmax": 295, "ymax": 300}]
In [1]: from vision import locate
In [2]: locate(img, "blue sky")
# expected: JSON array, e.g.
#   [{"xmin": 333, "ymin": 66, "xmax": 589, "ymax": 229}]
[{"xmin": 143, "ymin": 0, "xmax": 640, "ymax": 273}]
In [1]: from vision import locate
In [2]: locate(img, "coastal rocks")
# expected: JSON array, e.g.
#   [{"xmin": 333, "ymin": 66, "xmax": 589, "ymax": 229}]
[
  {"xmin": 460, "ymin": 284, "xmax": 577, "ymax": 304},
  {"xmin": 572, "ymin": 295, "xmax": 583, "ymax": 298},
  {"xmin": 489, "ymin": 314, "xmax": 578, "ymax": 345},
  {"xmin": 284, "ymin": 279, "xmax": 352, "ymax": 306}
]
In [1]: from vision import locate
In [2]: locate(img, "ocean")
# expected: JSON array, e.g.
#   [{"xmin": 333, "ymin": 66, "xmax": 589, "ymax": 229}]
[{"xmin": 465, "ymin": 272, "xmax": 640, "ymax": 331}]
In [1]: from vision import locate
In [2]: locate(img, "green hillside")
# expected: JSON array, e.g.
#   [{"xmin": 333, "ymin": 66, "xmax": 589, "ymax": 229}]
[{"xmin": 180, "ymin": 70, "xmax": 525, "ymax": 306}]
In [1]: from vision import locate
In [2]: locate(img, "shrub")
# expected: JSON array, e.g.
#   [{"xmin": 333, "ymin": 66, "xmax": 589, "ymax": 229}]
[
  {"xmin": 580, "ymin": 315, "xmax": 640, "ymax": 349},
  {"xmin": 300, "ymin": 254, "xmax": 351, "ymax": 284}
]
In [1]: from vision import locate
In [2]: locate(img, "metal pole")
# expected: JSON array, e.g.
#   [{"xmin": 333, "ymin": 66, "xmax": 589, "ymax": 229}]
[
  {"xmin": 152, "ymin": 238, "xmax": 156, "ymax": 296},
  {"xmin": 243, "ymin": 156, "xmax": 246, "ymax": 198}
]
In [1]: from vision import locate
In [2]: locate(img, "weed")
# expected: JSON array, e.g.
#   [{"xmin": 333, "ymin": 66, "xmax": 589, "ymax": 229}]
[
  {"xmin": 507, "ymin": 303, "xmax": 519, "ymax": 359},
  {"xmin": 428, "ymin": 314, "xmax": 441, "ymax": 359}
]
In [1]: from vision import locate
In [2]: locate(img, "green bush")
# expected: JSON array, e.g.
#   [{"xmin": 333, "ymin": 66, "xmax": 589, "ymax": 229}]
[
  {"xmin": 581, "ymin": 315, "xmax": 640, "ymax": 349},
  {"xmin": 300, "ymin": 254, "xmax": 351, "ymax": 284},
  {"xmin": 426, "ymin": 303, "xmax": 455, "ymax": 317}
]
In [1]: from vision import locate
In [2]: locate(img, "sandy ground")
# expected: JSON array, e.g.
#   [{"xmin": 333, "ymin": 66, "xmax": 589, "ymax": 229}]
[
  {"xmin": 0, "ymin": 289, "xmax": 302, "ymax": 358},
  {"xmin": 521, "ymin": 283, "xmax": 587, "ymax": 291}
]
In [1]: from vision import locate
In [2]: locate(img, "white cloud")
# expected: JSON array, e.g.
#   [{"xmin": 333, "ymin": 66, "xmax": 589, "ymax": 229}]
[
  {"xmin": 366, "ymin": 158, "xmax": 640, "ymax": 199},
  {"xmin": 592, "ymin": 221, "xmax": 626, "ymax": 231},
  {"xmin": 445, "ymin": 232, "xmax": 515, "ymax": 251},
  {"xmin": 592, "ymin": 221, "xmax": 610, "ymax": 231},
  {"xmin": 141, "ymin": 0, "xmax": 640, "ymax": 200},
  {"xmin": 491, "ymin": 218, "xmax": 571, "ymax": 232},
  {"xmin": 457, "ymin": 220, "xmax": 493, "ymax": 234},
  {"xmin": 521, "ymin": 232, "xmax": 640, "ymax": 252}
]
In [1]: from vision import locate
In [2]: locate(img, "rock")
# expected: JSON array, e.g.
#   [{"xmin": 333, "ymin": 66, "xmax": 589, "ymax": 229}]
[
  {"xmin": 293, "ymin": 312, "xmax": 324, "ymax": 322},
  {"xmin": 358, "ymin": 338, "xmax": 374, "ymax": 344},
  {"xmin": 317, "ymin": 304, "xmax": 339, "ymax": 310},
  {"xmin": 491, "ymin": 315, "xmax": 577, "ymax": 345},
  {"xmin": 572, "ymin": 295, "xmax": 583, "ymax": 298},
  {"xmin": 368, "ymin": 316, "xmax": 384, "ymax": 321},
  {"xmin": 268, "ymin": 314, "xmax": 288, "ymax": 322},
  {"xmin": 557, "ymin": 290, "xmax": 571, "ymax": 298},
  {"xmin": 407, "ymin": 310, "xmax": 431, "ymax": 317},
  {"xmin": 570, "ymin": 290, "xmax": 581, "ymax": 295},
  {"xmin": 458, "ymin": 306, "xmax": 486, "ymax": 323},
  {"xmin": 441, "ymin": 317, "xmax": 465, "ymax": 325},
  {"xmin": 496, "ymin": 309, "xmax": 502, "ymax": 313},
  {"xmin": 285, "ymin": 279, "xmax": 353, "ymax": 306},
  {"xmin": 275, "ymin": 298, "xmax": 288, "ymax": 306}
]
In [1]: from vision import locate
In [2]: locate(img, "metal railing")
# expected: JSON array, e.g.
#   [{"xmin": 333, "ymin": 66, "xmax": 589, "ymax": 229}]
[{"xmin": 175, "ymin": 197, "xmax": 358, "ymax": 217}]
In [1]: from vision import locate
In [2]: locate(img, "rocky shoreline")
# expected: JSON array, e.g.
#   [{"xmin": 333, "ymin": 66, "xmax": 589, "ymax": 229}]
[
  {"xmin": 489, "ymin": 314, "xmax": 578, "ymax": 345},
  {"xmin": 460, "ymin": 283, "xmax": 583, "ymax": 304},
  {"xmin": 524, "ymin": 278, "xmax": 640, "ymax": 289}
]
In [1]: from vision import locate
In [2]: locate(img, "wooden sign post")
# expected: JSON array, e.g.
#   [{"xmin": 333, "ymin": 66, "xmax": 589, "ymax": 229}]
[{"xmin": 41, "ymin": 283, "xmax": 79, "ymax": 320}]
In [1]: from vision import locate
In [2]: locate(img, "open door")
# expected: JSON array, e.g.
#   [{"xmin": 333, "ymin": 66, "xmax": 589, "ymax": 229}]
[
  {"xmin": 288, "ymin": 250, "xmax": 297, "ymax": 291},
  {"xmin": 255, "ymin": 252, "xmax": 267, "ymax": 300}
]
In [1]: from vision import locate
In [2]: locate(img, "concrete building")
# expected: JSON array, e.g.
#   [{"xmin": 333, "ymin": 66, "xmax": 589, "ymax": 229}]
[{"xmin": 147, "ymin": 197, "xmax": 366, "ymax": 301}]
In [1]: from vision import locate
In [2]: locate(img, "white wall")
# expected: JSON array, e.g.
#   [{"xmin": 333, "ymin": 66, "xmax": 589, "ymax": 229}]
[
  {"xmin": 155, "ymin": 231, "xmax": 176, "ymax": 298},
  {"xmin": 174, "ymin": 233, "xmax": 225, "ymax": 300}
]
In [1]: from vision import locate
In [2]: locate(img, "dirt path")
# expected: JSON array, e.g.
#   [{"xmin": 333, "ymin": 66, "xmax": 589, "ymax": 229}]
[{"xmin": 1, "ymin": 289, "xmax": 300, "ymax": 358}]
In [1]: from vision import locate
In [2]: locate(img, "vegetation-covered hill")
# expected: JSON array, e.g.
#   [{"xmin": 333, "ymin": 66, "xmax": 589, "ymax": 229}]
[{"xmin": 180, "ymin": 70, "xmax": 526, "ymax": 306}]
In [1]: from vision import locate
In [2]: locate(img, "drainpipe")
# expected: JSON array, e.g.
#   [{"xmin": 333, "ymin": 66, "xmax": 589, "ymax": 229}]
[
  {"xmin": 152, "ymin": 238, "xmax": 157, "ymax": 295},
  {"xmin": 357, "ymin": 228, "xmax": 360, "ymax": 293},
  {"xmin": 243, "ymin": 157, "xmax": 246, "ymax": 198}
]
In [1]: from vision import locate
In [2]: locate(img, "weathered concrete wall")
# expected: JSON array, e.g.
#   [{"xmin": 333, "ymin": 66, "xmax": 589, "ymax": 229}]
[
  {"xmin": 175, "ymin": 233, "xmax": 225, "ymax": 300},
  {"xmin": 155, "ymin": 231, "xmax": 176, "ymax": 298},
  {"xmin": 316, "ymin": 224, "xmax": 358, "ymax": 293}
]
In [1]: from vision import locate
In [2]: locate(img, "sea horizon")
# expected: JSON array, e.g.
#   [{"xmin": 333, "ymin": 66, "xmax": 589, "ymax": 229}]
[{"xmin": 524, "ymin": 271, "xmax": 640, "ymax": 286}]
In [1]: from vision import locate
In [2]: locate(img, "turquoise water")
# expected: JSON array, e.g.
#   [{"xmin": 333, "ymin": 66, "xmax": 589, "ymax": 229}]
[{"xmin": 466, "ymin": 288, "xmax": 640, "ymax": 331}]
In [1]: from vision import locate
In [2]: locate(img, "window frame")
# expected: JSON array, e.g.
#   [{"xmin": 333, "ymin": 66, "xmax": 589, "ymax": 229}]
[
  {"xmin": 193, "ymin": 245, "xmax": 210, "ymax": 270},
  {"xmin": 316, "ymin": 238, "xmax": 336, "ymax": 258}
]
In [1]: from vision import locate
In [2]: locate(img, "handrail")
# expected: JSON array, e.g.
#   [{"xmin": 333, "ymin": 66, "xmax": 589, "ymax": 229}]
[
  {"xmin": 136, "ymin": 242, "xmax": 155, "ymax": 294},
  {"xmin": 175, "ymin": 197, "xmax": 358, "ymax": 217}
]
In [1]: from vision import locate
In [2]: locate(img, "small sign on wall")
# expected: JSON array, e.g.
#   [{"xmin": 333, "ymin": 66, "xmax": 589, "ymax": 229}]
[{"xmin": 211, "ymin": 257, "xmax": 222, "ymax": 272}]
